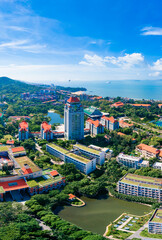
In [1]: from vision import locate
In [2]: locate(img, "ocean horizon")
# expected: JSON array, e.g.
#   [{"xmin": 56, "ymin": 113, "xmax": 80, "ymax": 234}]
[{"xmin": 52, "ymin": 80, "xmax": 162, "ymax": 100}]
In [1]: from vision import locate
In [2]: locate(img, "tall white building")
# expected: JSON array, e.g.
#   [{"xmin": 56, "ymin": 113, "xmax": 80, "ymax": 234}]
[{"xmin": 64, "ymin": 96, "xmax": 84, "ymax": 140}]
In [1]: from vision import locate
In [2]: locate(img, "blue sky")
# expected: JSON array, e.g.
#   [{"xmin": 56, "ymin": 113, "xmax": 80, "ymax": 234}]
[{"xmin": 0, "ymin": 0, "xmax": 162, "ymax": 83}]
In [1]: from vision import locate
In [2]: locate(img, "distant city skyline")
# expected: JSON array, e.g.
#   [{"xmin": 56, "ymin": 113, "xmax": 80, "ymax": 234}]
[{"xmin": 0, "ymin": 0, "xmax": 161, "ymax": 82}]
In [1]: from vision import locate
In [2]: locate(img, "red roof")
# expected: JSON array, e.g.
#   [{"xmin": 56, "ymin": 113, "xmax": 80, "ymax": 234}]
[
  {"xmin": 119, "ymin": 120, "xmax": 134, "ymax": 127},
  {"xmin": 117, "ymin": 132, "xmax": 126, "ymax": 136},
  {"xmin": 50, "ymin": 170, "xmax": 59, "ymax": 177},
  {"xmin": 67, "ymin": 96, "xmax": 80, "ymax": 103},
  {"xmin": 21, "ymin": 167, "xmax": 33, "ymax": 174},
  {"xmin": 42, "ymin": 121, "xmax": 52, "ymax": 133},
  {"xmin": 0, "ymin": 113, "xmax": 2, "ymax": 117},
  {"xmin": 137, "ymin": 144, "xmax": 160, "ymax": 155},
  {"xmin": 0, "ymin": 179, "xmax": 28, "ymax": 192},
  {"xmin": 112, "ymin": 102, "xmax": 124, "ymax": 107},
  {"xmin": 102, "ymin": 115, "xmax": 117, "ymax": 123},
  {"xmin": 19, "ymin": 121, "xmax": 28, "ymax": 132},
  {"xmin": 68, "ymin": 193, "xmax": 76, "ymax": 200},
  {"xmin": 132, "ymin": 104, "xmax": 151, "ymax": 107},
  {"xmin": 12, "ymin": 146, "xmax": 25, "ymax": 153},
  {"xmin": 6, "ymin": 140, "xmax": 14, "ymax": 145},
  {"xmin": 86, "ymin": 118, "xmax": 101, "ymax": 127}
]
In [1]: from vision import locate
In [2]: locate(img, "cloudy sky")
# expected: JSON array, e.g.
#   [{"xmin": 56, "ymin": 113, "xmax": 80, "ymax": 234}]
[{"xmin": 0, "ymin": 0, "xmax": 161, "ymax": 83}]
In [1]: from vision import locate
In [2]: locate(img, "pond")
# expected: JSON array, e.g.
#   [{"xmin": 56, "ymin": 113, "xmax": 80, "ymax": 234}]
[
  {"xmin": 55, "ymin": 195, "xmax": 151, "ymax": 235},
  {"xmin": 46, "ymin": 111, "xmax": 64, "ymax": 125}
]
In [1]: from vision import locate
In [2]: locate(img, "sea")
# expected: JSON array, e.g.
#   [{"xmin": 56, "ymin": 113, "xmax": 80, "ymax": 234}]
[{"xmin": 56, "ymin": 80, "xmax": 162, "ymax": 100}]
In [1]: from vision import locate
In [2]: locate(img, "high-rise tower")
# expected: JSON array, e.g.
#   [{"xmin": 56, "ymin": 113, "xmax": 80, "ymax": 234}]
[{"xmin": 64, "ymin": 96, "xmax": 84, "ymax": 140}]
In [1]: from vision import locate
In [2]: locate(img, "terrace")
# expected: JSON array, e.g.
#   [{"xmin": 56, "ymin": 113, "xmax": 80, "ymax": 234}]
[
  {"xmin": 125, "ymin": 174, "xmax": 161, "ymax": 185},
  {"xmin": 66, "ymin": 152, "xmax": 90, "ymax": 164},
  {"xmin": 15, "ymin": 156, "xmax": 40, "ymax": 173},
  {"xmin": 0, "ymin": 146, "xmax": 10, "ymax": 152},
  {"xmin": 121, "ymin": 179, "xmax": 161, "ymax": 189},
  {"xmin": 48, "ymin": 143, "xmax": 69, "ymax": 154},
  {"xmin": 151, "ymin": 209, "xmax": 162, "ymax": 223},
  {"xmin": 27, "ymin": 175, "xmax": 62, "ymax": 187},
  {"xmin": 75, "ymin": 144, "xmax": 100, "ymax": 155}
]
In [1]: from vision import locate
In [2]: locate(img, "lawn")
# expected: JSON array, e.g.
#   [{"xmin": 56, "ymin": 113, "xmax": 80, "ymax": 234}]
[
  {"xmin": 140, "ymin": 228, "xmax": 162, "ymax": 239},
  {"xmin": 110, "ymin": 229, "xmax": 131, "ymax": 240}
]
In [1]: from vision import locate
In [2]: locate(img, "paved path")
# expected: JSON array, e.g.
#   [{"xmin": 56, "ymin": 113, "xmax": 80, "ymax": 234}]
[
  {"xmin": 36, "ymin": 218, "xmax": 52, "ymax": 231},
  {"xmin": 117, "ymin": 216, "xmax": 133, "ymax": 231},
  {"xmin": 126, "ymin": 224, "xmax": 161, "ymax": 240},
  {"xmin": 35, "ymin": 143, "xmax": 44, "ymax": 154}
]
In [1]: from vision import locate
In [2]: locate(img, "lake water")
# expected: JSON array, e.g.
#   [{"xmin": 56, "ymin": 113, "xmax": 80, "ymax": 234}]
[
  {"xmin": 55, "ymin": 80, "xmax": 162, "ymax": 100},
  {"xmin": 55, "ymin": 195, "xmax": 151, "ymax": 235},
  {"xmin": 46, "ymin": 111, "xmax": 64, "ymax": 125}
]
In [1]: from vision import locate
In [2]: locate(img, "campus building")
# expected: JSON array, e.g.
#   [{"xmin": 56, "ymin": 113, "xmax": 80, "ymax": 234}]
[
  {"xmin": 153, "ymin": 162, "xmax": 162, "ymax": 171},
  {"xmin": 101, "ymin": 116, "xmax": 119, "ymax": 131},
  {"xmin": 116, "ymin": 153, "xmax": 149, "ymax": 169},
  {"xmin": 0, "ymin": 145, "xmax": 65, "ymax": 201},
  {"xmin": 111, "ymin": 101, "xmax": 124, "ymax": 108},
  {"xmin": 84, "ymin": 106, "xmax": 103, "ymax": 120},
  {"xmin": 136, "ymin": 143, "xmax": 160, "ymax": 159},
  {"xmin": 18, "ymin": 121, "xmax": 29, "ymax": 141},
  {"xmin": 148, "ymin": 208, "xmax": 162, "ymax": 234},
  {"xmin": 119, "ymin": 120, "xmax": 134, "ymax": 128},
  {"xmin": 41, "ymin": 121, "xmax": 54, "ymax": 140},
  {"xmin": 46, "ymin": 143, "xmax": 96, "ymax": 174},
  {"xmin": 64, "ymin": 96, "xmax": 84, "ymax": 140},
  {"xmin": 86, "ymin": 118, "xmax": 104, "ymax": 136},
  {"xmin": 117, "ymin": 173, "xmax": 162, "ymax": 202},
  {"xmin": 74, "ymin": 143, "xmax": 105, "ymax": 165}
]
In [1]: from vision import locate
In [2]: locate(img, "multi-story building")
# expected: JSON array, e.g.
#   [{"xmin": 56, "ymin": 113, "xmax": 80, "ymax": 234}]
[
  {"xmin": 148, "ymin": 208, "xmax": 162, "ymax": 234},
  {"xmin": 136, "ymin": 143, "xmax": 160, "ymax": 159},
  {"xmin": 116, "ymin": 153, "xmax": 149, "ymax": 169},
  {"xmin": 41, "ymin": 121, "xmax": 54, "ymax": 140},
  {"xmin": 73, "ymin": 143, "xmax": 105, "ymax": 165},
  {"xmin": 84, "ymin": 106, "xmax": 103, "ymax": 120},
  {"xmin": 86, "ymin": 118, "xmax": 104, "ymax": 136},
  {"xmin": 18, "ymin": 121, "xmax": 29, "ymax": 141},
  {"xmin": 153, "ymin": 162, "xmax": 162, "ymax": 171},
  {"xmin": 117, "ymin": 173, "xmax": 162, "ymax": 202},
  {"xmin": 101, "ymin": 116, "xmax": 119, "ymax": 131},
  {"xmin": 46, "ymin": 143, "xmax": 96, "ymax": 174},
  {"xmin": 119, "ymin": 120, "xmax": 134, "ymax": 128},
  {"xmin": 64, "ymin": 96, "xmax": 84, "ymax": 140}
]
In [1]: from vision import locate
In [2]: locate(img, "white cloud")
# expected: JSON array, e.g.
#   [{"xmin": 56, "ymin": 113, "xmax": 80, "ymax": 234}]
[
  {"xmin": 141, "ymin": 26, "xmax": 162, "ymax": 36},
  {"xmin": 6, "ymin": 26, "xmax": 29, "ymax": 32},
  {"xmin": 149, "ymin": 71, "xmax": 160, "ymax": 77},
  {"xmin": 0, "ymin": 40, "xmax": 46, "ymax": 53},
  {"xmin": 79, "ymin": 53, "xmax": 144, "ymax": 68},
  {"xmin": 150, "ymin": 58, "xmax": 162, "ymax": 71}
]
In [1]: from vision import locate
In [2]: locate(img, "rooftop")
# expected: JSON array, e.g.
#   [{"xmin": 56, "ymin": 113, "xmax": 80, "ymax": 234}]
[
  {"xmin": 121, "ymin": 178, "xmax": 161, "ymax": 189},
  {"xmin": 75, "ymin": 143, "xmax": 100, "ymax": 155},
  {"xmin": 66, "ymin": 152, "xmax": 90, "ymax": 164},
  {"xmin": 102, "ymin": 115, "xmax": 117, "ymax": 123},
  {"xmin": 15, "ymin": 156, "xmax": 40, "ymax": 173},
  {"xmin": 151, "ymin": 209, "xmax": 162, "ymax": 223},
  {"xmin": 84, "ymin": 106, "xmax": 102, "ymax": 116},
  {"xmin": 136, "ymin": 143, "xmax": 160, "ymax": 155},
  {"xmin": 48, "ymin": 143, "xmax": 69, "ymax": 154},
  {"xmin": 117, "ymin": 153, "xmax": 141, "ymax": 161},
  {"xmin": 86, "ymin": 118, "xmax": 101, "ymax": 127},
  {"xmin": 41, "ymin": 121, "xmax": 52, "ymax": 132},
  {"xmin": 27, "ymin": 175, "xmax": 62, "ymax": 188},
  {"xmin": 11, "ymin": 146, "xmax": 25, "ymax": 153},
  {"xmin": 67, "ymin": 96, "xmax": 80, "ymax": 103},
  {"xmin": 0, "ymin": 178, "xmax": 28, "ymax": 192},
  {"xmin": 19, "ymin": 121, "xmax": 28, "ymax": 132},
  {"xmin": 0, "ymin": 146, "xmax": 10, "ymax": 152}
]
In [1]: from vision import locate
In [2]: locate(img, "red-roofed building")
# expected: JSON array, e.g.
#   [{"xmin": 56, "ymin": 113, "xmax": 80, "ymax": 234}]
[
  {"xmin": 6, "ymin": 140, "xmax": 14, "ymax": 146},
  {"xmin": 21, "ymin": 164, "xmax": 33, "ymax": 175},
  {"xmin": 41, "ymin": 121, "xmax": 53, "ymax": 141},
  {"xmin": 11, "ymin": 146, "xmax": 26, "ymax": 157},
  {"xmin": 50, "ymin": 170, "xmax": 59, "ymax": 177},
  {"xmin": 0, "ymin": 179, "xmax": 28, "ymax": 193},
  {"xmin": 119, "ymin": 120, "xmax": 134, "ymax": 128},
  {"xmin": 158, "ymin": 104, "xmax": 162, "ymax": 109},
  {"xmin": 136, "ymin": 143, "xmax": 160, "ymax": 159},
  {"xmin": 67, "ymin": 96, "xmax": 80, "ymax": 103},
  {"xmin": 86, "ymin": 118, "xmax": 104, "ymax": 136},
  {"xmin": 132, "ymin": 104, "xmax": 151, "ymax": 108},
  {"xmin": 111, "ymin": 101, "xmax": 124, "ymax": 108},
  {"xmin": 101, "ymin": 116, "xmax": 119, "ymax": 131},
  {"xmin": 19, "ymin": 121, "xmax": 29, "ymax": 141},
  {"xmin": 68, "ymin": 193, "xmax": 76, "ymax": 201}
]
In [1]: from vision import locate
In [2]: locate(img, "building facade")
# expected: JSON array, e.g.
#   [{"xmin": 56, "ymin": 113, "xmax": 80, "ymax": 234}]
[
  {"xmin": 117, "ymin": 174, "xmax": 162, "ymax": 202},
  {"xmin": 41, "ymin": 121, "xmax": 54, "ymax": 140},
  {"xmin": 86, "ymin": 118, "xmax": 104, "ymax": 136},
  {"xmin": 64, "ymin": 96, "xmax": 84, "ymax": 140},
  {"xmin": 74, "ymin": 143, "xmax": 105, "ymax": 165},
  {"xmin": 116, "ymin": 153, "xmax": 149, "ymax": 169},
  {"xmin": 136, "ymin": 143, "xmax": 160, "ymax": 159},
  {"xmin": 148, "ymin": 209, "xmax": 162, "ymax": 234},
  {"xmin": 18, "ymin": 121, "xmax": 29, "ymax": 141},
  {"xmin": 101, "ymin": 116, "xmax": 119, "ymax": 131}
]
